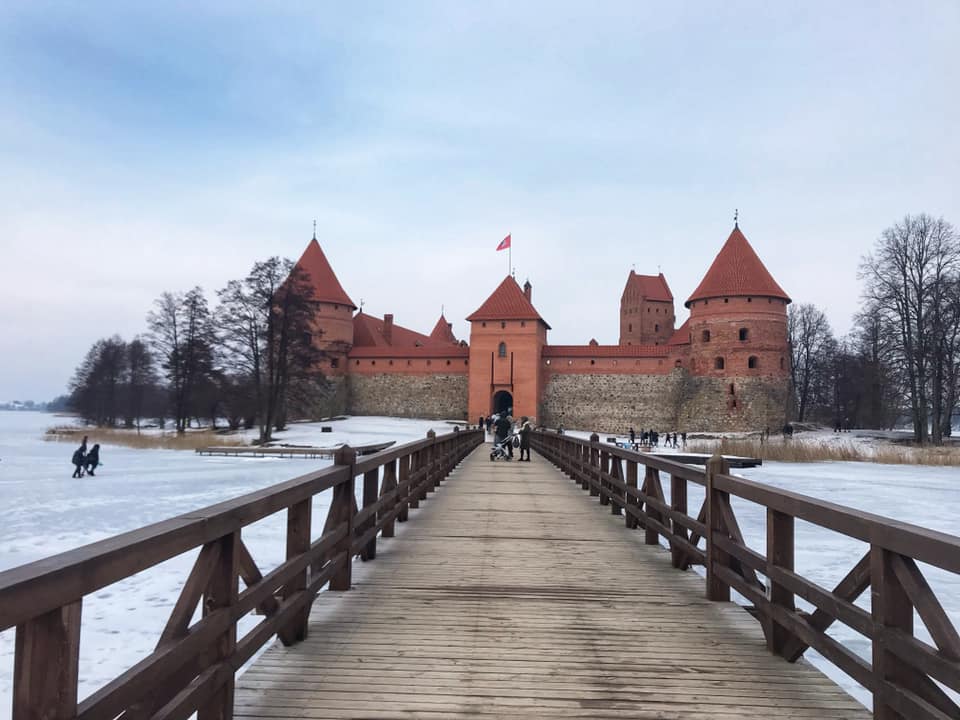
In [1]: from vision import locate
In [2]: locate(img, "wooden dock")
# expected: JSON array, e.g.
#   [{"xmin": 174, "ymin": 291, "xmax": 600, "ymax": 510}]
[
  {"xmin": 234, "ymin": 448, "xmax": 867, "ymax": 718},
  {"xmin": 195, "ymin": 440, "xmax": 395, "ymax": 458}
]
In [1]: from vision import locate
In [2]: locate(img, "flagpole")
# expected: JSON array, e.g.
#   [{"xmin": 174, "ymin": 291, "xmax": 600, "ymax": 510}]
[{"xmin": 508, "ymin": 237, "xmax": 512, "ymax": 276}]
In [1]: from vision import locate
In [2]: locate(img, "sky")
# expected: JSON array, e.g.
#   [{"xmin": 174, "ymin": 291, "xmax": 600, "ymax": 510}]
[{"xmin": 0, "ymin": 1, "xmax": 957, "ymax": 401}]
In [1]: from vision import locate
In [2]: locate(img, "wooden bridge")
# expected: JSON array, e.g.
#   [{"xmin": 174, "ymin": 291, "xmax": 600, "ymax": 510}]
[{"xmin": 2, "ymin": 428, "xmax": 959, "ymax": 719}]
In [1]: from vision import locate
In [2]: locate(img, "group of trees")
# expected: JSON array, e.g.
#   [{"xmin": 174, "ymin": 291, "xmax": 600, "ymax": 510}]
[
  {"xmin": 68, "ymin": 258, "xmax": 332, "ymax": 443},
  {"xmin": 789, "ymin": 213, "xmax": 959, "ymax": 444}
]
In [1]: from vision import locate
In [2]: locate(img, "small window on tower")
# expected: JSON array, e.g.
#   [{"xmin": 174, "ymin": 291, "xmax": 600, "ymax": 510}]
[
  {"xmin": 702, "ymin": 330, "xmax": 711, "ymax": 342},
  {"xmin": 715, "ymin": 357, "xmax": 725, "ymax": 370},
  {"xmin": 501, "ymin": 321, "xmax": 506, "ymax": 329},
  {"xmin": 628, "ymin": 324, "xmax": 632, "ymax": 332},
  {"xmin": 655, "ymin": 324, "xmax": 659, "ymax": 332},
  {"xmin": 739, "ymin": 328, "xmax": 749, "ymax": 341},
  {"xmin": 498, "ymin": 342, "xmax": 507, "ymax": 358},
  {"xmin": 748, "ymin": 356, "xmax": 759, "ymax": 369},
  {"xmin": 331, "ymin": 358, "xmax": 339, "ymax": 368}
]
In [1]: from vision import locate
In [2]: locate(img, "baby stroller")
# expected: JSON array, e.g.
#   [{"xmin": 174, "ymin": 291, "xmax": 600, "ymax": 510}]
[{"xmin": 490, "ymin": 432, "xmax": 519, "ymax": 461}]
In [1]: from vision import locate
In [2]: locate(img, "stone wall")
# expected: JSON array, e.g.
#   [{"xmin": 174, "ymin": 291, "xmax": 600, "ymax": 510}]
[
  {"xmin": 541, "ymin": 369, "xmax": 788, "ymax": 433},
  {"xmin": 347, "ymin": 374, "xmax": 469, "ymax": 419}
]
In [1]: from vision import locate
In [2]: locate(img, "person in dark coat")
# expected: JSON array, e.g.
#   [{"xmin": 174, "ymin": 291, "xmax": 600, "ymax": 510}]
[
  {"xmin": 85, "ymin": 444, "xmax": 101, "ymax": 476},
  {"xmin": 494, "ymin": 413, "xmax": 512, "ymax": 458},
  {"xmin": 72, "ymin": 443, "xmax": 86, "ymax": 478},
  {"xmin": 628, "ymin": 427, "xmax": 636, "ymax": 448},
  {"xmin": 519, "ymin": 417, "xmax": 532, "ymax": 461}
]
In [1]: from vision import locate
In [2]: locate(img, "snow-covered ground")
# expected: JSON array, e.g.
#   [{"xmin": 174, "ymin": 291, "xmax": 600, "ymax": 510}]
[{"xmin": 1, "ymin": 412, "xmax": 958, "ymax": 714}]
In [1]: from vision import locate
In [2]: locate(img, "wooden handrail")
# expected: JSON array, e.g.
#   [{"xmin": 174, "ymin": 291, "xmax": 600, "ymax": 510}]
[
  {"xmin": 3, "ymin": 427, "xmax": 483, "ymax": 720},
  {"xmin": 531, "ymin": 429, "xmax": 960, "ymax": 720}
]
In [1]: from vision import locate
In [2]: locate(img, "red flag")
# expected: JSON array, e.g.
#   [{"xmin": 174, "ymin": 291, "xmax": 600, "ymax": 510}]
[{"xmin": 496, "ymin": 234, "xmax": 511, "ymax": 251}]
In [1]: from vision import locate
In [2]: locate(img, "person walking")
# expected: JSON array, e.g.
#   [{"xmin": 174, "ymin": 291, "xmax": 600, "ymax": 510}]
[
  {"xmin": 519, "ymin": 417, "xmax": 532, "ymax": 461},
  {"xmin": 494, "ymin": 413, "xmax": 512, "ymax": 460},
  {"xmin": 71, "ymin": 443, "xmax": 86, "ymax": 478},
  {"xmin": 85, "ymin": 444, "xmax": 101, "ymax": 476},
  {"xmin": 629, "ymin": 427, "xmax": 636, "ymax": 448}
]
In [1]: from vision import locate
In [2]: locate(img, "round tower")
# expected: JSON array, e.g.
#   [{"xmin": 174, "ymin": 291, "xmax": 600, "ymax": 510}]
[
  {"xmin": 685, "ymin": 224, "xmax": 790, "ymax": 420},
  {"xmin": 292, "ymin": 236, "xmax": 356, "ymax": 376}
]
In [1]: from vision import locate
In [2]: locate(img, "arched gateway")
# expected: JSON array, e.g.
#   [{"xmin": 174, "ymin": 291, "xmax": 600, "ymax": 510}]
[{"xmin": 492, "ymin": 390, "xmax": 513, "ymax": 416}]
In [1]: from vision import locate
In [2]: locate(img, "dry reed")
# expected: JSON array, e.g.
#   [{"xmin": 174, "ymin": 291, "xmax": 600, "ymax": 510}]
[
  {"xmin": 44, "ymin": 426, "xmax": 248, "ymax": 451},
  {"xmin": 686, "ymin": 437, "xmax": 960, "ymax": 466}
]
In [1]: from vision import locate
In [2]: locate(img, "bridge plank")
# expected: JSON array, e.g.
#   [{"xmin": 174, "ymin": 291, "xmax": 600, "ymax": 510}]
[{"xmin": 234, "ymin": 448, "xmax": 870, "ymax": 719}]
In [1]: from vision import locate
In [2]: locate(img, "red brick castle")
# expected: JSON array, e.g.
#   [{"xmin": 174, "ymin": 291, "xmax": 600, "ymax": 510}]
[{"xmin": 292, "ymin": 224, "xmax": 792, "ymax": 432}]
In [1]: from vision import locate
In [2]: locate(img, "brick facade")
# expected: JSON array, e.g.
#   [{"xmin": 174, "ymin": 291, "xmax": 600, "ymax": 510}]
[{"xmin": 293, "ymin": 224, "xmax": 792, "ymax": 430}]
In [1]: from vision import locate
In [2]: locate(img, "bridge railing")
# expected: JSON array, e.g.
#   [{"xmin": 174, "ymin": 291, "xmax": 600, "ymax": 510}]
[
  {"xmin": 531, "ymin": 430, "xmax": 960, "ymax": 720},
  {"xmin": 0, "ymin": 427, "xmax": 482, "ymax": 720}
]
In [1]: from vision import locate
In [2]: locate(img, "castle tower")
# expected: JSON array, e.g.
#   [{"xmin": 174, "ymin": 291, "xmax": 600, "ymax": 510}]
[
  {"xmin": 291, "ymin": 237, "xmax": 357, "ymax": 375},
  {"xmin": 619, "ymin": 272, "xmax": 675, "ymax": 345},
  {"xmin": 685, "ymin": 224, "xmax": 791, "ymax": 413},
  {"xmin": 466, "ymin": 276, "xmax": 549, "ymax": 421}
]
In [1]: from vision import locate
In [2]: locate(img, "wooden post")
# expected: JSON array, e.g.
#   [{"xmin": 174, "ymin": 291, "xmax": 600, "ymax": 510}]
[
  {"xmin": 871, "ymin": 545, "xmax": 913, "ymax": 720},
  {"xmin": 705, "ymin": 452, "xmax": 731, "ymax": 602},
  {"xmin": 381, "ymin": 459, "xmax": 398, "ymax": 537},
  {"xmin": 670, "ymin": 474, "xmax": 688, "ymax": 569},
  {"xmin": 599, "ymin": 447, "xmax": 610, "ymax": 506},
  {"xmin": 12, "ymin": 601, "xmax": 82, "ymax": 720},
  {"xmin": 766, "ymin": 509, "xmax": 795, "ymax": 655},
  {"xmin": 609, "ymin": 456, "xmax": 623, "ymax": 515},
  {"xmin": 625, "ymin": 459, "xmax": 638, "ymax": 529},
  {"xmin": 197, "ymin": 531, "xmax": 239, "ymax": 720},
  {"xmin": 330, "ymin": 445, "xmax": 356, "ymax": 592},
  {"xmin": 588, "ymin": 434, "xmax": 600, "ymax": 496},
  {"xmin": 643, "ymin": 467, "xmax": 660, "ymax": 546},
  {"xmin": 279, "ymin": 498, "xmax": 312, "ymax": 645},
  {"xmin": 408, "ymin": 449, "xmax": 421, "ymax": 509},
  {"xmin": 361, "ymin": 467, "xmax": 380, "ymax": 561},
  {"xmin": 424, "ymin": 430, "xmax": 436, "ymax": 497},
  {"xmin": 398, "ymin": 453, "xmax": 410, "ymax": 521}
]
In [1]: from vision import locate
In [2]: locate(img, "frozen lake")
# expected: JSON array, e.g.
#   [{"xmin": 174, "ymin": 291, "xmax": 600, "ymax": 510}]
[{"xmin": 1, "ymin": 411, "xmax": 959, "ymax": 714}]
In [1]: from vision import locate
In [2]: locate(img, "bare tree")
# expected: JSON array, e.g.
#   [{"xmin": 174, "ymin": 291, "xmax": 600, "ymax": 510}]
[
  {"xmin": 124, "ymin": 337, "xmax": 156, "ymax": 430},
  {"xmin": 147, "ymin": 287, "xmax": 214, "ymax": 434},
  {"xmin": 69, "ymin": 336, "xmax": 128, "ymax": 426},
  {"xmin": 859, "ymin": 214, "xmax": 960, "ymax": 443},
  {"xmin": 788, "ymin": 303, "xmax": 836, "ymax": 422},
  {"xmin": 216, "ymin": 258, "xmax": 324, "ymax": 443}
]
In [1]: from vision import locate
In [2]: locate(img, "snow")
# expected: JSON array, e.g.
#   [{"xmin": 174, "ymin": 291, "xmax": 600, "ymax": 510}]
[{"xmin": 2, "ymin": 412, "xmax": 959, "ymax": 715}]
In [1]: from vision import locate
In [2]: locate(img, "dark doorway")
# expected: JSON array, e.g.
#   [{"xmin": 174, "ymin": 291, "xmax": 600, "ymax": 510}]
[{"xmin": 492, "ymin": 390, "xmax": 513, "ymax": 416}]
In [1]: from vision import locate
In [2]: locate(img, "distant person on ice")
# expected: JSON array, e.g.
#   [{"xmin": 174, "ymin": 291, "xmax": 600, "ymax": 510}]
[
  {"xmin": 85, "ymin": 444, "xmax": 101, "ymax": 476},
  {"xmin": 71, "ymin": 443, "xmax": 86, "ymax": 478}
]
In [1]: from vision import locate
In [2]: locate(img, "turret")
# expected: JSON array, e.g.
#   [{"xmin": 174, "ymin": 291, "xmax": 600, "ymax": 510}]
[
  {"xmin": 685, "ymin": 225, "xmax": 791, "ymax": 389},
  {"xmin": 619, "ymin": 271, "xmax": 675, "ymax": 345},
  {"xmin": 291, "ymin": 236, "xmax": 356, "ymax": 375}
]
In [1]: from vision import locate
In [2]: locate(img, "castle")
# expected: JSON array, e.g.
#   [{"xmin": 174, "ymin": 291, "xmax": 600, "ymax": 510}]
[{"xmin": 292, "ymin": 224, "xmax": 792, "ymax": 432}]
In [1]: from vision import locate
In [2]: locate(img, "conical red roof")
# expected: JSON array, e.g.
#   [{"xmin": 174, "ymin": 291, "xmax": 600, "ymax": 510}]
[
  {"xmin": 685, "ymin": 226, "xmax": 790, "ymax": 307},
  {"xmin": 466, "ymin": 276, "xmax": 550, "ymax": 328},
  {"xmin": 293, "ymin": 238, "xmax": 356, "ymax": 309},
  {"xmin": 429, "ymin": 314, "xmax": 458, "ymax": 344}
]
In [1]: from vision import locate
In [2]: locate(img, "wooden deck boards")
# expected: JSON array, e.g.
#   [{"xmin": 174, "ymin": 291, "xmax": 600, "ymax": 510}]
[{"xmin": 235, "ymin": 447, "xmax": 870, "ymax": 718}]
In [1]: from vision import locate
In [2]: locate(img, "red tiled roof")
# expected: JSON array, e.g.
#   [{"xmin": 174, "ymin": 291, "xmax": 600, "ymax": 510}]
[
  {"xmin": 429, "ymin": 314, "xmax": 458, "ymax": 344},
  {"xmin": 543, "ymin": 344, "xmax": 670, "ymax": 358},
  {"xmin": 685, "ymin": 226, "xmax": 790, "ymax": 307},
  {"xmin": 622, "ymin": 271, "xmax": 673, "ymax": 303},
  {"xmin": 352, "ymin": 313, "xmax": 434, "ymax": 348},
  {"xmin": 466, "ymin": 276, "xmax": 550, "ymax": 328},
  {"xmin": 293, "ymin": 238, "xmax": 356, "ymax": 309},
  {"xmin": 667, "ymin": 318, "xmax": 691, "ymax": 346},
  {"xmin": 349, "ymin": 345, "xmax": 469, "ymax": 359}
]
